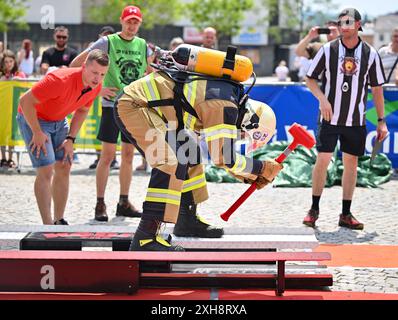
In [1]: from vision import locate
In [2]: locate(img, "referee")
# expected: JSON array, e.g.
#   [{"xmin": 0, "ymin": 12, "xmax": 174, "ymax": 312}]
[{"xmin": 303, "ymin": 8, "xmax": 389, "ymax": 230}]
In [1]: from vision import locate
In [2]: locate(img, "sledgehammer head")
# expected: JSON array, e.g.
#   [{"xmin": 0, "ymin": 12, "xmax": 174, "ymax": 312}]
[{"xmin": 289, "ymin": 123, "xmax": 316, "ymax": 149}]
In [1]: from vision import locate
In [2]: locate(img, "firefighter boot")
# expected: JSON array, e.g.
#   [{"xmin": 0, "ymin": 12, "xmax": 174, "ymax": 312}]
[
  {"xmin": 130, "ymin": 217, "xmax": 185, "ymax": 251},
  {"xmin": 173, "ymin": 204, "xmax": 224, "ymax": 238}
]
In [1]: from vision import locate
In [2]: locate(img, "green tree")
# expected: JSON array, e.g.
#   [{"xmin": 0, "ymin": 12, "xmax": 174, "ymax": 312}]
[
  {"xmin": 0, "ymin": 0, "xmax": 28, "ymax": 32},
  {"xmin": 259, "ymin": 0, "xmax": 301, "ymax": 43},
  {"xmin": 258, "ymin": 0, "xmax": 338, "ymax": 43},
  {"xmin": 302, "ymin": 0, "xmax": 339, "ymax": 30},
  {"xmin": 89, "ymin": 0, "xmax": 182, "ymax": 29},
  {"xmin": 186, "ymin": 0, "xmax": 254, "ymax": 37}
]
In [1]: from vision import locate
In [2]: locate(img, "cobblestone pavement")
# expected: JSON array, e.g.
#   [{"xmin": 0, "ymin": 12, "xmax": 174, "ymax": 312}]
[{"xmin": 1, "ymin": 153, "xmax": 397, "ymax": 295}]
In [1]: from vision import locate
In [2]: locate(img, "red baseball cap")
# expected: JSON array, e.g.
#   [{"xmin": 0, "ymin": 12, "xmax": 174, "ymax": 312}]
[{"xmin": 121, "ymin": 6, "xmax": 142, "ymax": 22}]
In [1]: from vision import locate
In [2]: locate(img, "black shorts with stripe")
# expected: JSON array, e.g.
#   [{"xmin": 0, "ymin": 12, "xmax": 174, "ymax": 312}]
[
  {"xmin": 97, "ymin": 107, "xmax": 132, "ymax": 144},
  {"xmin": 315, "ymin": 122, "xmax": 367, "ymax": 156}
]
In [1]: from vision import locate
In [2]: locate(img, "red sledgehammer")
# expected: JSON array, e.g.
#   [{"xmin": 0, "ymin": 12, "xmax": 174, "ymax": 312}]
[{"xmin": 220, "ymin": 123, "xmax": 316, "ymax": 222}]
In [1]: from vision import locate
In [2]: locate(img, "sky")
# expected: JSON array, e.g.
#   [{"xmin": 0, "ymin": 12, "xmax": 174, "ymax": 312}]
[{"xmin": 333, "ymin": 0, "xmax": 397, "ymax": 18}]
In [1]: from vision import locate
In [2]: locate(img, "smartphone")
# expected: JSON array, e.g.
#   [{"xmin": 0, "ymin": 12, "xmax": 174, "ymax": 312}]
[{"xmin": 317, "ymin": 28, "xmax": 331, "ymax": 35}]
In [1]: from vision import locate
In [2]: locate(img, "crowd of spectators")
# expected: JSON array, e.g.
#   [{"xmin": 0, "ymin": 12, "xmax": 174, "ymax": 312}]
[{"xmin": 0, "ymin": 25, "xmax": 185, "ymax": 171}]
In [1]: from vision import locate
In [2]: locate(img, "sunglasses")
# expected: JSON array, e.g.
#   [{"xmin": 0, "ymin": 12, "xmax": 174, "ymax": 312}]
[
  {"xmin": 337, "ymin": 19, "xmax": 356, "ymax": 27},
  {"xmin": 56, "ymin": 35, "xmax": 68, "ymax": 40}
]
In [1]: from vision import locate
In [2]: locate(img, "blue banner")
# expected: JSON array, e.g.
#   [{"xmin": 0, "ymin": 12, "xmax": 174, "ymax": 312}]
[{"xmin": 249, "ymin": 84, "xmax": 398, "ymax": 168}]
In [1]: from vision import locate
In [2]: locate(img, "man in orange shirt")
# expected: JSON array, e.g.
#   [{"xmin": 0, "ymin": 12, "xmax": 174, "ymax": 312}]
[{"xmin": 17, "ymin": 49, "xmax": 109, "ymax": 225}]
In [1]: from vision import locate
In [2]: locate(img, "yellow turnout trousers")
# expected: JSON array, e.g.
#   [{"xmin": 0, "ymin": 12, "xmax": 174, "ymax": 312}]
[{"xmin": 115, "ymin": 96, "xmax": 209, "ymax": 223}]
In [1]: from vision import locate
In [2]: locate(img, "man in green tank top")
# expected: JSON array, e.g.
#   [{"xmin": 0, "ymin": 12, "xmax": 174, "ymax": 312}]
[{"xmin": 71, "ymin": 5, "xmax": 154, "ymax": 222}]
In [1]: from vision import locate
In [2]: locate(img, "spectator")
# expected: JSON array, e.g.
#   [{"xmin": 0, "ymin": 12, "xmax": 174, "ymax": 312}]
[
  {"xmin": 17, "ymin": 39, "xmax": 34, "ymax": 77},
  {"xmin": 169, "ymin": 37, "xmax": 184, "ymax": 51},
  {"xmin": 202, "ymin": 27, "xmax": 217, "ymax": 49},
  {"xmin": 99, "ymin": 25, "xmax": 115, "ymax": 38},
  {"xmin": 40, "ymin": 26, "xmax": 78, "ymax": 75},
  {"xmin": 17, "ymin": 50, "xmax": 109, "ymax": 225},
  {"xmin": 0, "ymin": 50, "xmax": 27, "ymax": 169},
  {"xmin": 275, "ymin": 60, "xmax": 289, "ymax": 81},
  {"xmin": 71, "ymin": 5, "xmax": 152, "ymax": 222},
  {"xmin": 303, "ymin": 8, "xmax": 388, "ymax": 230},
  {"xmin": 87, "ymin": 25, "xmax": 116, "ymax": 50},
  {"xmin": 0, "ymin": 50, "xmax": 26, "ymax": 80},
  {"xmin": 378, "ymin": 27, "xmax": 398, "ymax": 84},
  {"xmin": 87, "ymin": 25, "xmax": 119, "ymax": 171},
  {"xmin": 38, "ymin": 27, "xmax": 82, "ymax": 166},
  {"xmin": 295, "ymin": 21, "xmax": 340, "ymax": 77}
]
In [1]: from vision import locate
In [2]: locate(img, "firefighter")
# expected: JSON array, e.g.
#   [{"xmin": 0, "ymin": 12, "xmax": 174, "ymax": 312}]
[{"xmin": 114, "ymin": 68, "xmax": 283, "ymax": 251}]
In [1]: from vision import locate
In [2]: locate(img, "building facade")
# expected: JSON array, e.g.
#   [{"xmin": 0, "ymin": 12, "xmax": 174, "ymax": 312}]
[
  {"xmin": 373, "ymin": 13, "xmax": 398, "ymax": 50},
  {"xmin": 1, "ymin": 0, "xmax": 304, "ymax": 76}
]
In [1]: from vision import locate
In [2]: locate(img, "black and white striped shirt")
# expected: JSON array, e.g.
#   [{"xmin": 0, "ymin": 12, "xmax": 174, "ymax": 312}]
[{"xmin": 307, "ymin": 38, "xmax": 386, "ymax": 126}]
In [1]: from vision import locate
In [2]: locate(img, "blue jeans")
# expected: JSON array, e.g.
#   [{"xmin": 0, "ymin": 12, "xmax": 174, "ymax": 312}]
[{"xmin": 17, "ymin": 113, "xmax": 69, "ymax": 168}]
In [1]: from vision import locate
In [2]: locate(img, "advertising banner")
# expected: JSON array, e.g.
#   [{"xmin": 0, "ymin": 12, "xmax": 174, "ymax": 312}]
[{"xmin": 250, "ymin": 84, "xmax": 398, "ymax": 168}]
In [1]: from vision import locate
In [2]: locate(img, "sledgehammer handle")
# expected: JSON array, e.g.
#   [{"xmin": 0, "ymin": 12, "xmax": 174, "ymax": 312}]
[
  {"xmin": 220, "ymin": 140, "xmax": 303, "ymax": 222},
  {"xmin": 220, "ymin": 183, "xmax": 257, "ymax": 221},
  {"xmin": 275, "ymin": 141, "xmax": 298, "ymax": 163},
  {"xmin": 220, "ymin": 122, "xmax": 315, "ymax": 222},
  {"xmin": 220, "ymin": 155, "xmax": 285, "ymax": 222}
]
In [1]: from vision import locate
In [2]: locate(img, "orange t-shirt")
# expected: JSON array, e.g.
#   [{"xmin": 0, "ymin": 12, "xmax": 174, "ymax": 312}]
[{"xmin": 18, "ymin": 68, "xmax": 102, "ymax": 121}]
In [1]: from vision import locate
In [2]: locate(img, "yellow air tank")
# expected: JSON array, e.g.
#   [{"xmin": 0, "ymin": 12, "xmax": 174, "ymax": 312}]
[{"xmin": 170, "ymin": 44, "xmax": 253, "ymax": 83}]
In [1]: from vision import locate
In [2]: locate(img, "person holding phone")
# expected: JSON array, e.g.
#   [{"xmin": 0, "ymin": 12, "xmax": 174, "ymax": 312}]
[
  {"xmin": 295, "ymin": 21, "xmax": 340, "ymax": 60},
  {"xmin": 303, "ymin": 8, "xmax": 388, "ymax": 230}
]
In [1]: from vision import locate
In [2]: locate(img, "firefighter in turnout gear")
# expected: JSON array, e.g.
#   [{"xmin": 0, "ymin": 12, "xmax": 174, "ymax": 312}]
[{"xmin": 114, "ymin": 51, "xmax": 282, "ymax": 251}]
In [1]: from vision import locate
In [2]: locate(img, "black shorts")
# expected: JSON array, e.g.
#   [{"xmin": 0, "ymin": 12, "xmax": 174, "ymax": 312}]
[
  {"xmin": 97, "ymin": 107, "xmax": 132, "ymax": 144},
  {"xmin": 315, "ymin": 122, "xmax": 367, "ymax": 156}
]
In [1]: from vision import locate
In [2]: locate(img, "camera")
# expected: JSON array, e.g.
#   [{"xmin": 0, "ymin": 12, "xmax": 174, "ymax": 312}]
[{"xmin": 317, "ymin": 28, "xmax": 331, "ymax": 35}]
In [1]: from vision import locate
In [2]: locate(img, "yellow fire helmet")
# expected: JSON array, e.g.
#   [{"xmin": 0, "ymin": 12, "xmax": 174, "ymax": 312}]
[{"xmin": 241, "ymin": 99, "xmax": 276, "ymax": 153}]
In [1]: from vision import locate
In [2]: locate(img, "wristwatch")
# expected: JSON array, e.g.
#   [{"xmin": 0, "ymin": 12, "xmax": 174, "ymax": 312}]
[
  {"xmin": 377, "ymin": 117, "xmax": 385, "ymax": 123},
  {"xmin": 66, "ymin": 135, "xmax": 76, "ymax": 143}
]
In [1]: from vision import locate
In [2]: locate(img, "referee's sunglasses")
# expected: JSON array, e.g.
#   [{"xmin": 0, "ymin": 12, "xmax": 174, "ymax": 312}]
[{"xmin": 337, "ymin": 18, "xmax": 356, "ymax": 27}]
